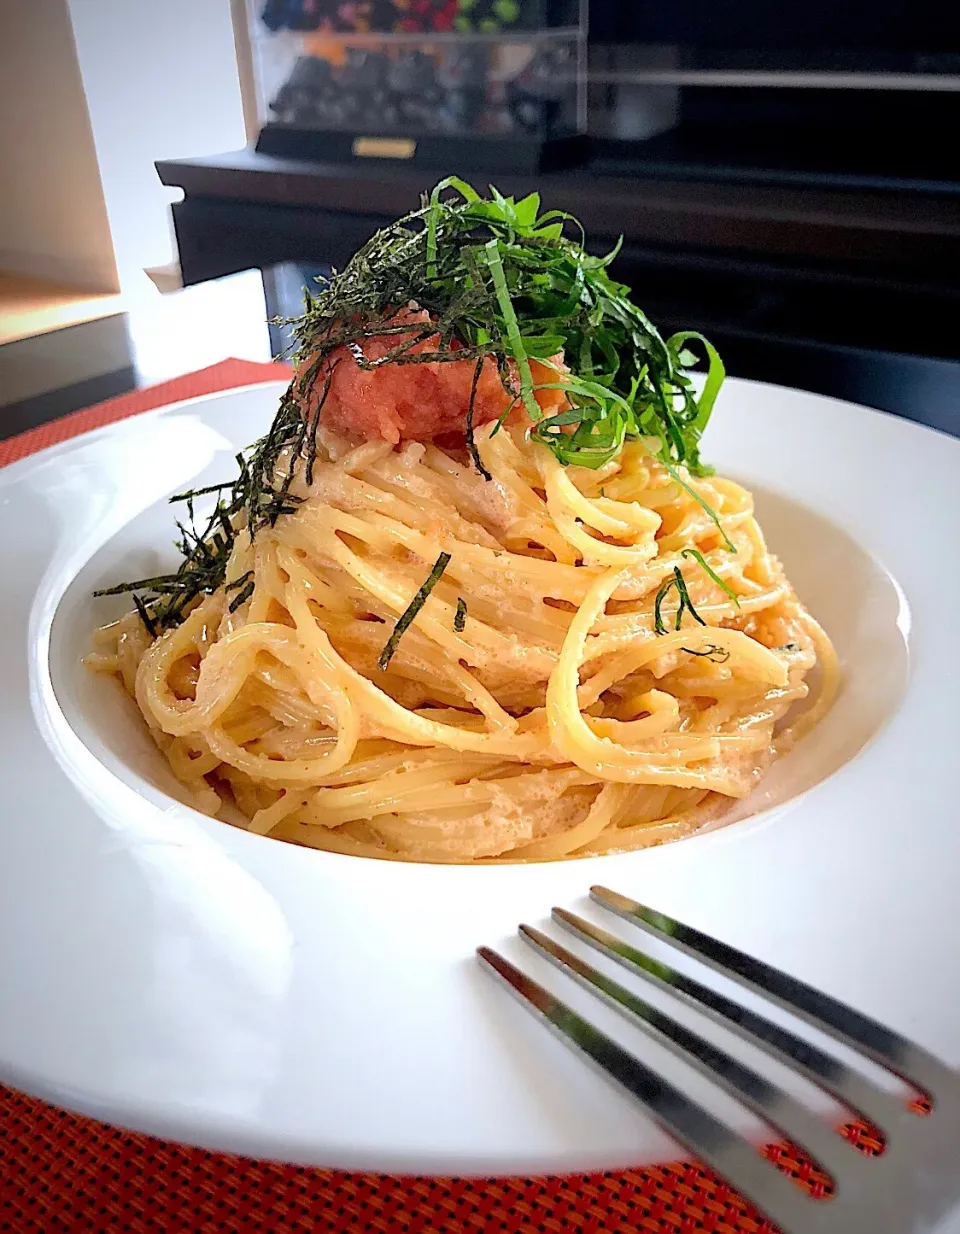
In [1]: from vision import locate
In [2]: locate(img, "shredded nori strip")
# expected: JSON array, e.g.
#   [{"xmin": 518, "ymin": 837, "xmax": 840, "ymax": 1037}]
[
  {"xmin": 132, "ymin": 594, "xmax": 157, "ymax": 639},
  {"xmin": 465, "ymin": 356, "xmax": 491, "ymax": 481},
  {"xmin": 377, "ymin": 553, "xmax": 452, "ymax": 672}
]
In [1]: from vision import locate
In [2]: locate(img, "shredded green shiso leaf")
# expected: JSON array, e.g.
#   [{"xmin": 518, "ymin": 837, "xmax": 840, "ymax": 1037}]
[
  {"xmin": 680, "ymin": 548, "xmax": 740, "ymax": 606},
  {"xmin": 96, "ymin": 178, "xmax": 726, "ymax": 633},
  {"xmin": 653, "ymin": 567, "xmax": 707, "ymax": 635}
]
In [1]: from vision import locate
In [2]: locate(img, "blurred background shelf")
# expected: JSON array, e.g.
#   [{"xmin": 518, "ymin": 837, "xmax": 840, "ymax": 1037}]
[
  {"xmin": 0, "ymin": 0, "xmax": 955, "ymax": 442},
  {"xmin": 0, "ymin": 272, "xmax": 123, "ymax": 347}
]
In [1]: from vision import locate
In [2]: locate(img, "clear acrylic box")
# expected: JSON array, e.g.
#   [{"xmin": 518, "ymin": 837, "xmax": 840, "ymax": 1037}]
[{"xmin": 247, "ymin": 1, "xmax": 587, "ymax": 171}]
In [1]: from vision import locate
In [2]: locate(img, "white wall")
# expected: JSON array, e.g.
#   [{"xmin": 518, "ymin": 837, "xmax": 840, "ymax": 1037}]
[
  {"xmin": 67, "ymin": 0, "xmax": 248, "ymax": 295},
  {"xmin": 0, "ymin": 0, "xmax": 119, "ymax": 290}
]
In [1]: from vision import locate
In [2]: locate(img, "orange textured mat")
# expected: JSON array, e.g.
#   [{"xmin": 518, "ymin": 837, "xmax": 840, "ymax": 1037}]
[{"xmin": 0, "ymin": 359, "xmax": 890, "ymax": 1232}]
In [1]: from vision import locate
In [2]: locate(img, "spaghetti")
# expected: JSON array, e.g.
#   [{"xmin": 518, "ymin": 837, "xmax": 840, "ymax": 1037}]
[
  {"xmin": 89, "ymin": 180, "xmax": 835, "ymax": 862},
  {"xmin": 89, "ymin": 421, "xmax": 836, "ymax": 861}
]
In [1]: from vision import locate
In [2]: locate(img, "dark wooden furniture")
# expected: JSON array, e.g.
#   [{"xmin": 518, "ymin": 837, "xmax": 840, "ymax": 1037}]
[{"xmin": 158, "ymin": 147, "xmax": 960, "ymax": 283}]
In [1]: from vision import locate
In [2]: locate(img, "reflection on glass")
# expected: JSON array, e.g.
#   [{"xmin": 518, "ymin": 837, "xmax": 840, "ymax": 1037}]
[{"xmin": 247, "ymin": 0, "xmax": 586, "ymax": 141}]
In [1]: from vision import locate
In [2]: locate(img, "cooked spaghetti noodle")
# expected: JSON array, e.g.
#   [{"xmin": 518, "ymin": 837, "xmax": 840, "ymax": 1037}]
[{"xmin": 89, "ymin": 179, "xmax": 835, "ymax": 861}]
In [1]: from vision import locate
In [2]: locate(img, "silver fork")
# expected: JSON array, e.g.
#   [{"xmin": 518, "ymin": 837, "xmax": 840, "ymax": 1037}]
[{"xmin": 478, "ymin": 886, "xmax": 960, "ymax": 1234}]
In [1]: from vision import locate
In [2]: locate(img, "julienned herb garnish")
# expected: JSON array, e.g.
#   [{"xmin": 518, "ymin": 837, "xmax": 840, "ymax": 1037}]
[
  {"xmin": 96, "ymin": 178, "xmax": 730, "ymax": 637},
  {"xmin": 289, "ymin": 176, "xmax": 725, "ymax": 479},
  {"xmin": 454, "ymin": 597, "xmax": 468, "ymax": 633},
  {"xmin": 680, "ymin": 548, "xmax": 740, "ymax": 606},
  {"xmin": 377, "ymin": 552, "xmax": 452, "ymax": 672},
  {"xmin": 654, "ymin": 567, "xmax": 707, "ymax": 635}
]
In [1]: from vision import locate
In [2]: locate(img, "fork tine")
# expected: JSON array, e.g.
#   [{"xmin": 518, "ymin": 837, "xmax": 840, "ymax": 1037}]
[
  {"xmin": 554, "ymin": 907, "xmax": 906, "ymax": 1134},
  {"xmin": 477, "ymin": 945, "xmax": 813, "ymax": 1234},
  {"xmin": 520, "ymin": 924, "xmax": 873, "ymax": 1179},
  {"xmin": 591, "ymin": 887, "xmax": 951, "ymax": 1100}
]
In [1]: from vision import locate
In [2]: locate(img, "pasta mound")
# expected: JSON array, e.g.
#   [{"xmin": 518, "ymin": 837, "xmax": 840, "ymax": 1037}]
[{"xmin": 89, "ymin": 422, "xmax": 835, "ymax": 863}]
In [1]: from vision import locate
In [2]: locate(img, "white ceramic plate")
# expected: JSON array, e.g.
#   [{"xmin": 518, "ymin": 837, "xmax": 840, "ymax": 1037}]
[{"xmin": 2, "ymin": 378, "xmax": 959, "ymax": 1175}]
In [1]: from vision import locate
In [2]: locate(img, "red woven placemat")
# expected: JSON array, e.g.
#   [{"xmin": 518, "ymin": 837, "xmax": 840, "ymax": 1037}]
[
  {"xmin": 0, "ymin": 358, "xmax": 838, "ymax": 1232},
  {"xmin": 0, "ymin": 359, "xmax": 290, "ymax": 468}
]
